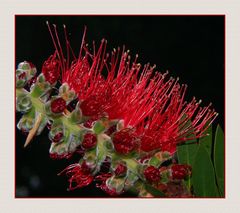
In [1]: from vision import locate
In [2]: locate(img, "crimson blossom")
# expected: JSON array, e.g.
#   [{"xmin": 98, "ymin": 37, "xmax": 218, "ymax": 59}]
[
  {"xmin": 16, "ymin": 23, "xmax": 218, "ymax": 197},
  {"xmin": 46, "ymin": 25, "xmax": 217, "ymax": 156}
]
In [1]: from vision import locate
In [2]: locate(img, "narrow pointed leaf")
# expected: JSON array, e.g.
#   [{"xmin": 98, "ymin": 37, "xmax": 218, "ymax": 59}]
[
  {"xmin": 177, "ymin": 115, "xmax": 198, "ymax": 191},
  {"xmin": 177, "ymin": 115, "xmax": 198, "ymax": 165},
  {"xmin": 214, "ymin": 125, "xmax": 224, "ymax": 196},
  {"xmin": 199, "ymin": 125, "xmax": 212, "ymax": 156},
  {"xmin": 177, "ymin": 140, "xmax": 198, "ymax": 191},
  {"xmin": 192, "ymin": 143, "xmax": 219, "ymax": 197},
  {"xmin": 177, "ymin": 140, "xmax": 198, "ymax": 166}
]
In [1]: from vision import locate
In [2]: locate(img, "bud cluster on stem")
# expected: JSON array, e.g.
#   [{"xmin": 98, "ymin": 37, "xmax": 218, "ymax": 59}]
[{"xmin": 16, "ymin": 23, "xmax": 218, "ymax": 197}]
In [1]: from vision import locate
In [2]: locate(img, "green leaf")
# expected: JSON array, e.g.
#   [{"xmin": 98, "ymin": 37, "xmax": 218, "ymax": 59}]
[
  {"xmin": 214, "ymin": 125, "xmax": 224, "ymax": 196},
  {"xmin": 192, "ymin": 143, "xmax": 219, "ymax": 197},
  {"xmin": 177, "ymin": 114, "xmax": 199, "ymax": 191},
  {"xmin": 177, "ymin": 140, "xmax": 198, "ymax": 166},
  {"xmin": 177, "ymin": 139, "xmax": 198, "ymax": 190},
  {"xmin": 199, "ymin": 125, "xmax": 212, "ymax": 156},
  {"xmin": 145, "ymin": 184, "xmax": 165, "ymax": 197},
  {"xmin": 177, "ymin": 115, "xmax": 198, "ymax": 166}
]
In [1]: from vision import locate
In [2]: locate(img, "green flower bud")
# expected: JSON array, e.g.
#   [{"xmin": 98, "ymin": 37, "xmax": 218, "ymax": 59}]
[
  {"xmin": 67, "ymin": 133, "xmax": 83, "ymax": 152},
  {"xmin": 93, "ymin": 120, "xmax": 106, "ymax": 134},
  {"xmin": 84, "ymin": 149, "xmax": 97, "ymax": 171},
  {"xmin": 30, "ymin": 74, "xmax": 52, "ymax": 98},
  {"xmin": 18, "ymin": 61, "xmax": 37, "ymax": 77},
  {"xmin": 17, "ymin": 110, "xmax": 35, "ymax": 132},
  {"xmin": 106, "ymin": 176, "xmax": 125, "ymax": 194},
  {"xmin": 49, "ymin": 123, "xmax": 64, "ymax": 143},
  {"xmin": 125, "ymin": 171, "xmax": 139, "ymax": 186},
  {"xmin": 16, "ymin": 93, "xmax": 32, "ymax": 113},
  {"xmin": 16, "ymin": 69, "xmax": 27, "ymax": 88},
  {"xmin": 149, "ymin": 156, "xmax": 161, "ymax": 167},
  {"xmin": 69, "ymin": 102, "xmax": 82, "ymax": 124},
  {"xmin": 58, "ymin": 83, "xmax": 77, "ymax": 103}
]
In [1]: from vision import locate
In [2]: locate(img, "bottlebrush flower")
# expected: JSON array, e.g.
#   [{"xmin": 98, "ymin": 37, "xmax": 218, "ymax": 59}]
[
  {"xmin": 16, "ymin": 23, "xmax": 220, "ymax": 197},
  {"xmin": 54, "ymin": 29, "xmax": 217, "ymax": 155}
]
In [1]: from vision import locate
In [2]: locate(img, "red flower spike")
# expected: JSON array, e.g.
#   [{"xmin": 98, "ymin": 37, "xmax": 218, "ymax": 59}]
[
  {"xmin": 114, "ymin": 163, "xmax": 127, "ymax": 177},
  {"xmin": 16, "ymin": 24, "xmax": 220, "ymax": 197},
  {"xmin": 171, "ymin": 164, "xmax": 192, "ymax": 180},
  {"xmin": 81, "ymin": 133, "xmax": 97, "ymax": 150},
  {"xmin": 42, "ymin": 52, "xmax": 61, "ymax": 84},
  {"xmin": 58, "ymin": 162, "xmax": 93, "ymax": 190},
  {"xmin": 112, "ymin": 128, "xmax": 139, "ymax": 155},
  {"xmin": 50, "ymin": 97, "xmax": 66, "ymax": 114},
  {"xmin": 46, "ymin": 26, "xmax": 217, "ymax": 156},
  {"xmin": 143, "ymin": 166, "xmax": 160, "ymax": 183},
  {"xmin": 48, "ymin": 25, "xmax": 217, "ymax": 154}
]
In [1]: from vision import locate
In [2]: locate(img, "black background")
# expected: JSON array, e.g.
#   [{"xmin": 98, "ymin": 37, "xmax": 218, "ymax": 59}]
[{"xmin": 16, "ymin": 15, "xmax": 224, "ymax": 197}]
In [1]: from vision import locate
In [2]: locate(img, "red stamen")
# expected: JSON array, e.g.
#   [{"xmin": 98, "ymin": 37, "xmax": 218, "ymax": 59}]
[
  {"xmin": 95, "ymin": 173, "xmax": 120, "ymax": 196},
  {"xmin": 58, "ymin": 162, "xmax": 93, "ymax": 190}
]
